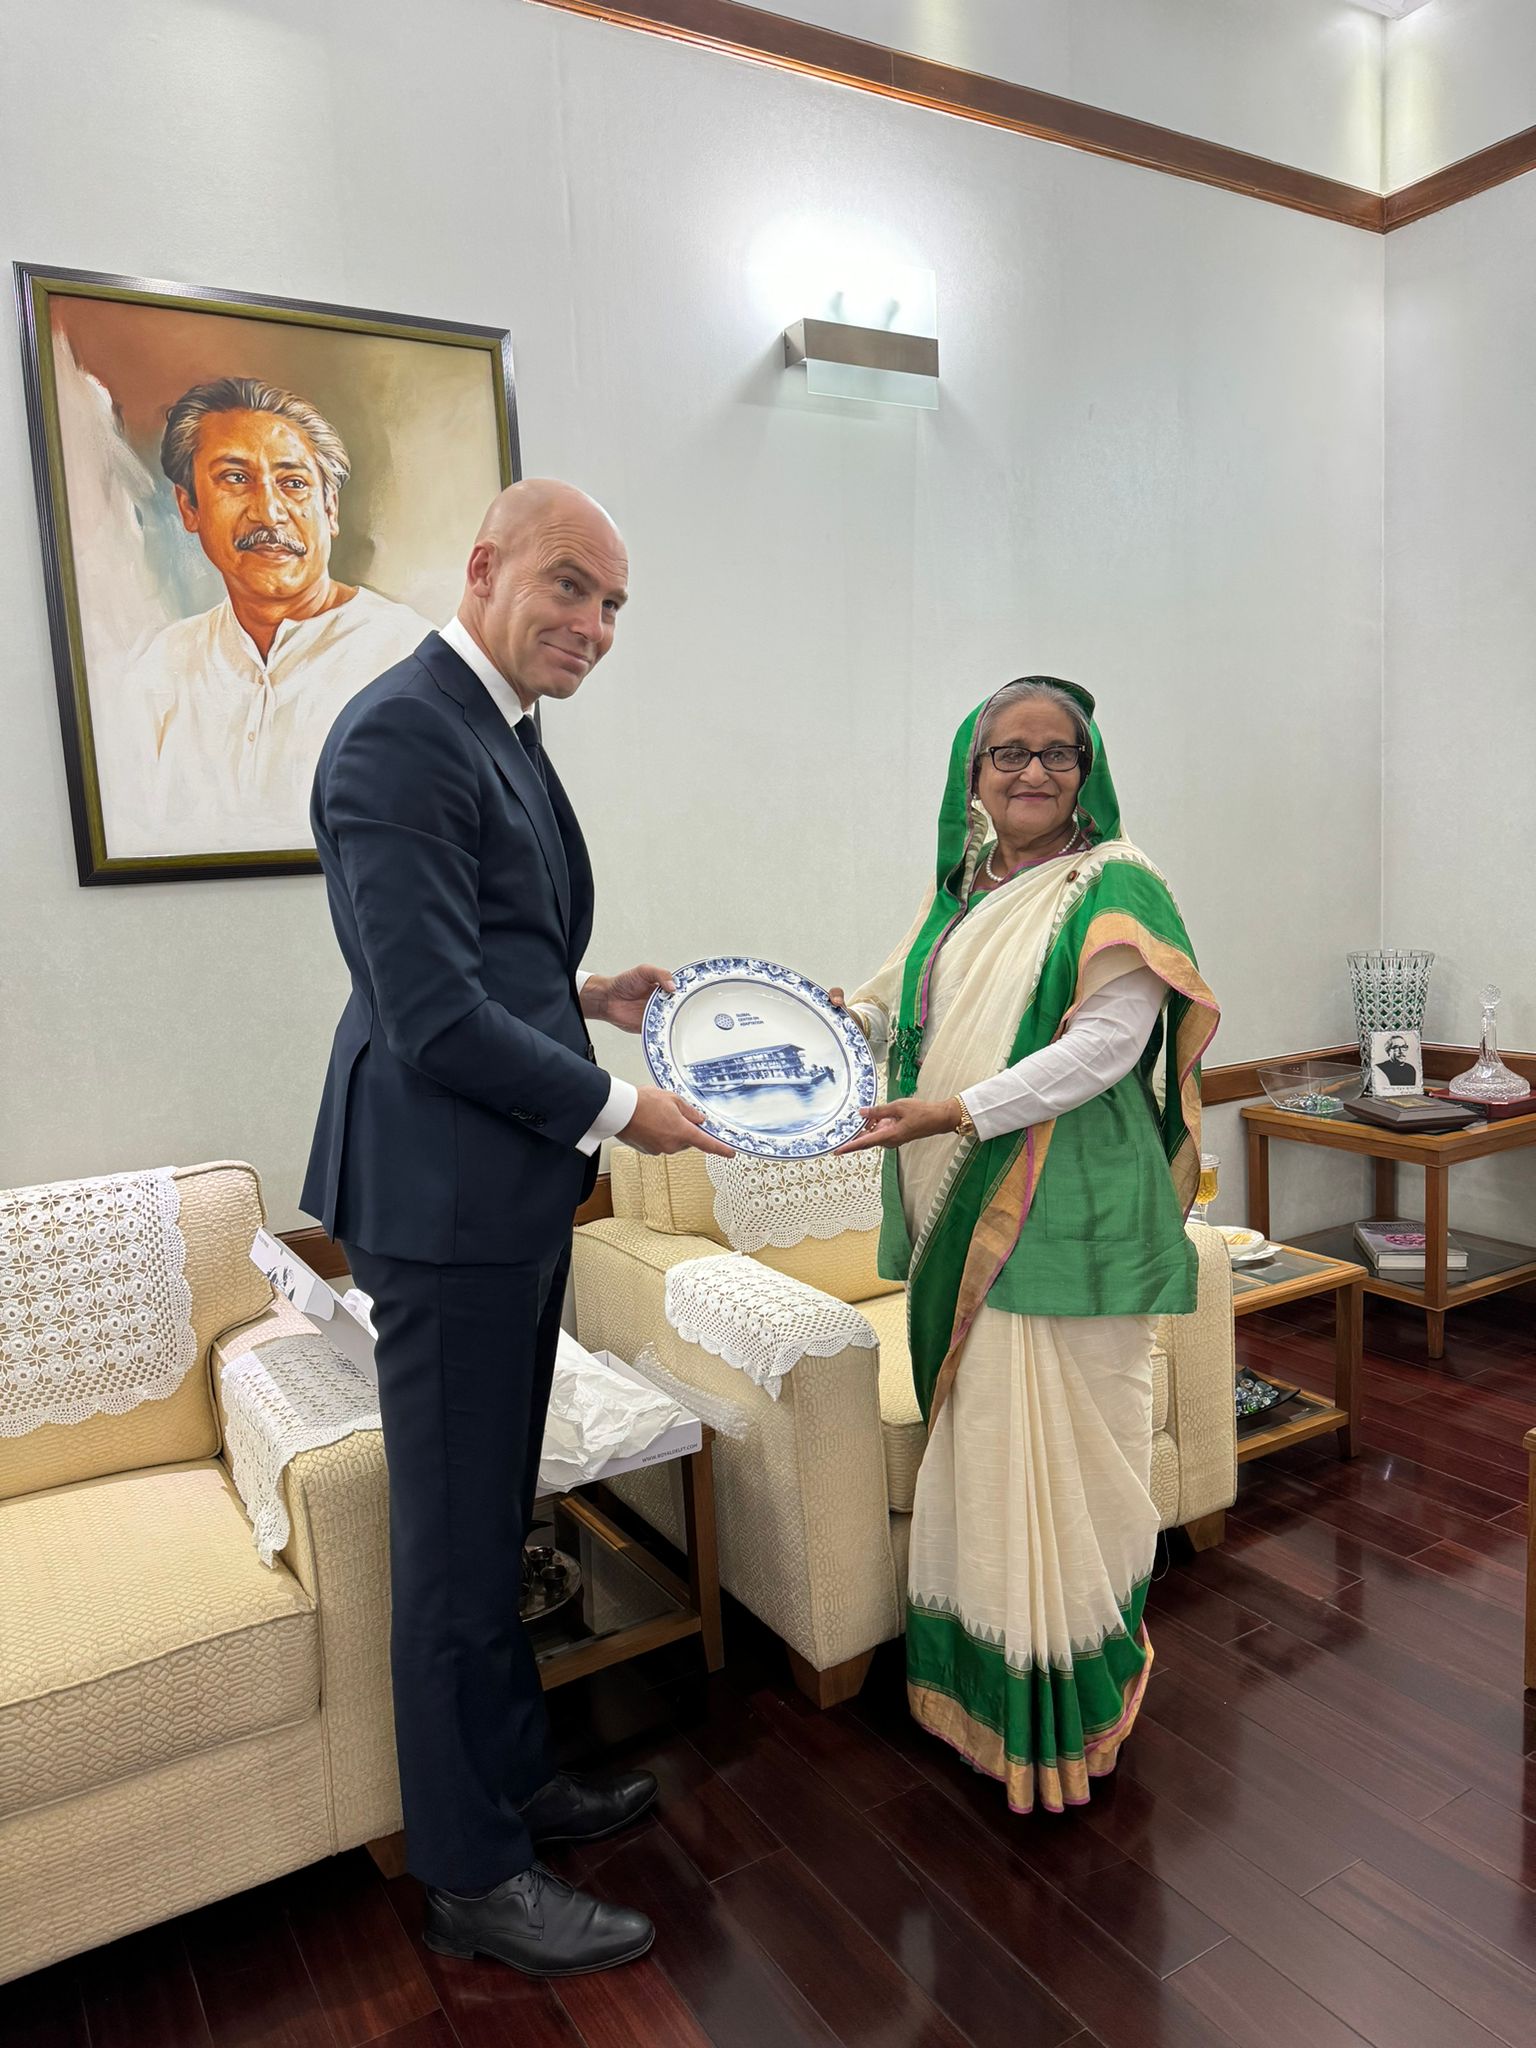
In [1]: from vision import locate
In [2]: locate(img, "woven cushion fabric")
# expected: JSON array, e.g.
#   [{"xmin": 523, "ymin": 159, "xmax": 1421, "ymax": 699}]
[
  {"xmin": 635, "ymin": 1150, "xmax": 728, "ymax": 1243},
  {"xmin": 0, "ymin": 1161, "xmax": 271, "ymax": 1503},
  {"xmin": 0, "ymin": 1715, "xmax": 330, "ymax": 1987},
  {"xmin": 0, "ymin": 1460, "xmax": 317, "ymax": 1817},
  {"xmin": 851, "ymin": 1291, "xmax": 923, "ymax": 1515},
  {"xmin": 891, "ymin": 1512, "xmax": 911, "ymax": 1610},
  {"xmin": 608, "ymin": 1143, "xmax": 643, "ymax": 1221},
  {"xmin": 1150, "ymin": 1429, "xmax": 1180, "ymax": 1528},
  {"xmin": 1151, "ymin": 1344, "xmax": 1169, "ymax": 1435},
  {"xmin": 628, "ymin": 1147, "xmax": 900, "ymax": 1302},
  {"xmin": 755, "ymin": 1229, "xmax": 903, "ymax": 1305}
]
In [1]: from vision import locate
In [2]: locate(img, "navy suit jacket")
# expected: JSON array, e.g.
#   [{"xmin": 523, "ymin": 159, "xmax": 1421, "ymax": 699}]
[{"xmin": 302, "ymin": 633, "xmax": 607, "ymax": 1264}]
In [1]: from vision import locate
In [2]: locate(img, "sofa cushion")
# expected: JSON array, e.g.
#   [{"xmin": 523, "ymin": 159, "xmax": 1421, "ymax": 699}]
[
  {"xmin": 623, "ymin": 1149, "xmax": 902, "ymax": 1305},
  {"xmin": 856, "ymin": 1292, "xmax": 924, "ymax": 1514},
  {"xmin": 631, "ymin": 1150, "xmax": 728, "ymax": 1244},
  {"xmin": 0, "ymin": 1161, "xmax": 272, "ymax": 1504},
  {"xmin": 756, "ymin": 1231, "xmax": 903, "ymax": 1304},
  {"xmin": 0, "ymin": 1460, "xmax": 318, "ymax": 1817}
]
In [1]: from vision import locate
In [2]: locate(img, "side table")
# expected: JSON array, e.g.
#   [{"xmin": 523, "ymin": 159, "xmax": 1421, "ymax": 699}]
[
  {"xmin": 1242, "ymin": 1102, "xmax": 1536, "ymax": 1360},
  {"xmin": 532, "ymin": 1433, "xmax": 725, "ymax": 1688},
  {"xmin": 1230, "ymin": 1244, "xmax": 1364, "ymax": 1466}
]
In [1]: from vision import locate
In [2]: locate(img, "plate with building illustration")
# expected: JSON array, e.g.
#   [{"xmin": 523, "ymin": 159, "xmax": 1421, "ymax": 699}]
[{"xmin": 643, "ymin": 958, "xmax": 878, "ymax": 1158}]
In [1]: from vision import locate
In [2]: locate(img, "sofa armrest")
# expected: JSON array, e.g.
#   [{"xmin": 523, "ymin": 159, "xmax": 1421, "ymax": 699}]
[
  {"xmin": 1157, "ymin": 1224, "xmax": 1238, "ymax": 1528},
  {"xmin": 572, "ymin": 1218, "xmax": 901, "ymax": 1670},
  {"xmin": 211, "ymin": 1302, "xmax": 398, "ymax": 1852}
]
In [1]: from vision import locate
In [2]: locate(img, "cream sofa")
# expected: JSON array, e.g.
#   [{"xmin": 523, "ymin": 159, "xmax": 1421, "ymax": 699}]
[
  {"xmin": 0, "ymin": 1161, "xmax": 398, "ymax": 1986},
  {"xmin": 573, "ymin": 1145, "xmax": 1237, "ymax": 1707}
]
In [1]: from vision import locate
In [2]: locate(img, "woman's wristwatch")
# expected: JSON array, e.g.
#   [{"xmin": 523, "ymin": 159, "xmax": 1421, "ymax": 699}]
[{"xmin": 952, "ymin": 1097, "xmax": 977, "ymax": 1139}]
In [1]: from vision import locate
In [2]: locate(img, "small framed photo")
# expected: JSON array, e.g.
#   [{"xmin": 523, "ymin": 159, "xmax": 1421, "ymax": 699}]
[{"xmin": 1369, "ymin": 1028, "xmax": 1424, "ymax": 1097}]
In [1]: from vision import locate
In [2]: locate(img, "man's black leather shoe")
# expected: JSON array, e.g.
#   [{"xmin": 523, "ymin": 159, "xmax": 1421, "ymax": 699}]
[
  {"xmin": 423, "ymin": 1865, "xmax": 654, "ymax": 1976},
  {"xmin": 519, "ymin": 1767, "xmax": 658, "ymax": 1846}
]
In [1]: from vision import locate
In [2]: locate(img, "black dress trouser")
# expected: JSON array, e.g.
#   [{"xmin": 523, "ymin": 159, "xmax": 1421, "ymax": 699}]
[{"xmin": 344, "ymin": 1238, "xmax": 572, "ymax": 1891}]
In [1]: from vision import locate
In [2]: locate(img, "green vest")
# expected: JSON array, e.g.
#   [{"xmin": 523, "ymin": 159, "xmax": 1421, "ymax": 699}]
[{"xmin": 985, "ymin": 1072, "xmax": 1196, "ymax": 1319}]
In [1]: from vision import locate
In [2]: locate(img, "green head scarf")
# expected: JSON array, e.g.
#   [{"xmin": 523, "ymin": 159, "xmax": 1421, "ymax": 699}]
[{"xmin": 892, "ymin": 678, "xmax": 1120, "ymax": 1096}]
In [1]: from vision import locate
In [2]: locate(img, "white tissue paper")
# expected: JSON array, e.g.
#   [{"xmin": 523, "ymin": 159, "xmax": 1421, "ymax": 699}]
[{"xmin": 535, "ymin": 1333, "xmax": 701, "ymax": 1494}]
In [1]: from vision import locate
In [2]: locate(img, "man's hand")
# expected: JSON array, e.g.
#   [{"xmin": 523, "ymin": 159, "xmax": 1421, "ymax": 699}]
[
  {"xmin": 835, "ymin": 1097, "xmax": 963, "ymax": 1154},
  {"xmin": 582, "ymin": 965, "xmax": 675, "ymax": 1033},
  {"xmin": 621, "ymin": 1086, "xmax": 735, "ymax": 1158}
]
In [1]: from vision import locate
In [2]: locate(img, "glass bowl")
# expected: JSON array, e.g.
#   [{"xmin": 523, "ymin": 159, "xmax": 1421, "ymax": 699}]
[{"xmin": 1256, "ymin": 1060, "xmax": 1365, "ymax": 1117}]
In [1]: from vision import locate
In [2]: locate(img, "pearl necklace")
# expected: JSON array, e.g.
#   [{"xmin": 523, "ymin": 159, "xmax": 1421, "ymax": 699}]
[{"xmin": 984, "ymin": 827, "xmax": 1088, "ymax": 886}]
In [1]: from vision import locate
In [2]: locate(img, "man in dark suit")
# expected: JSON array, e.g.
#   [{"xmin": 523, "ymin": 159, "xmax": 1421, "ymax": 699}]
[{"xmin": 303, "ymin": 479, "xmax": 729, "ymax": 1976}]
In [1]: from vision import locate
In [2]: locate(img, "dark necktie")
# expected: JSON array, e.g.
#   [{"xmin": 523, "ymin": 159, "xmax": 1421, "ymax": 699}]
[{"xmin": 515, "ymin": 714, "xmax": 548, "ymax": 789}]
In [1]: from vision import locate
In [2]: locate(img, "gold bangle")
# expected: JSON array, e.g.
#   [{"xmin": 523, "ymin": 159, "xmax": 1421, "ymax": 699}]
[{"xmin": 953, "ymin": 1098, "xmax": 976, "ymax": 1139}]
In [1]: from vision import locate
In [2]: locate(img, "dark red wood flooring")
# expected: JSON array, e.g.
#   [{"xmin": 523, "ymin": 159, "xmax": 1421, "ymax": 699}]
[{"xmin": 4, "ymin": 1292, "xmax": 1534, "ymax": 2048}]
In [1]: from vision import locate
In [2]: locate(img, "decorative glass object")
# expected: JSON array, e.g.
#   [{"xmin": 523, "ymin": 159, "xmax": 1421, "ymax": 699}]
[
  {"xmin": 1348, "ymin": 950, "xmax": 1435, "ymax": 1088},
  {"xmin": 1257, "ymin": 1059, "xmax": 1365, "ymax": 1117},
  {"xmin": 1448, "ymin": 985, "xmax": 1531, "ymax": 1104}
]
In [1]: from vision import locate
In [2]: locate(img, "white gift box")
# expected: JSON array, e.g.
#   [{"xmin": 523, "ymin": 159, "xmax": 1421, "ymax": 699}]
[
  {"xmin": 250, "ymin": 1229, "xmax": 378, "ymax": 1386},
  {"xmin": 248, "ymin": 1233, "xmax": 700, "ymax": 1489}
]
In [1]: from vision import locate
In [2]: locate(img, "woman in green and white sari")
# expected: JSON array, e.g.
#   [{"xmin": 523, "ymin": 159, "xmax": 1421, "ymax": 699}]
[{"xmin": 837, "ymin": 679, "xmax": 1218, "ymax": 1812}]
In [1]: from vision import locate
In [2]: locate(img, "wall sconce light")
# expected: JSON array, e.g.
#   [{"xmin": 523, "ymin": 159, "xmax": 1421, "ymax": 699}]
[
  {"xmin": 784, "ymin": 316, "xmax": 939, "ymax": 409},
  {"xmin": 781, "ymin": 267, "xmax": 939, "ymax": 409}
]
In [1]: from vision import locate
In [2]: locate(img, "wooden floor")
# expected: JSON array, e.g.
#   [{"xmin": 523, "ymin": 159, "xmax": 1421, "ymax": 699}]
[{"xmin": 5, "ymin": 1292, "xmax": 1535, "ymax": 2048}]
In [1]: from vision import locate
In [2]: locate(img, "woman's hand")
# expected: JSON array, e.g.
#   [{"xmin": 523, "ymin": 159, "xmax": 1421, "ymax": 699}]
[{"xmin": 835, "ymin": 1097, "xmax": 964, "ymax": 1153}]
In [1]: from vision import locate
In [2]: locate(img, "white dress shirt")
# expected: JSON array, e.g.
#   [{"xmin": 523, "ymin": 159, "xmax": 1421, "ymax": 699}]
[
  {"xmin": 851, "ymin": 964, "xmax": 1168, "ymax": 1140},
  {"xmin": 114, "ymin": 587, "xmax": 434, "ymax": 858},
  {"xmin": 438, "ymin": 616, "xmax": 635, "ymax": 1155}
]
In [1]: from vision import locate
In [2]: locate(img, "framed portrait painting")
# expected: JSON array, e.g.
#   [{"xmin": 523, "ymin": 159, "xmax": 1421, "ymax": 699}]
[{"xmin": 15, "ymin": 263, "xmax": 519, "ymax": 883}]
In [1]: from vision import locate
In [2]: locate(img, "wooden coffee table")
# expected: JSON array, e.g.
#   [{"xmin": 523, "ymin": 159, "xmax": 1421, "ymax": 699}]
[
  {"xmin": 1243, "ymin": 1102, "xmax": 1536, "ymax": 1359},
  {"xmin": 1230, "ymin": 1242, "xmax": 1364, "ymax": 1465}
]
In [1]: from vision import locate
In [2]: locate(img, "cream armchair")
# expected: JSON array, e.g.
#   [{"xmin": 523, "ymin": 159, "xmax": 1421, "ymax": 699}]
[
  {"xmin": 0, "ymin": 1161, "xmax": 397, "ymax": 1986},
  {"xmin": 573, "ymin": 1145, "xmax": 1237, "ymax": 1707}
]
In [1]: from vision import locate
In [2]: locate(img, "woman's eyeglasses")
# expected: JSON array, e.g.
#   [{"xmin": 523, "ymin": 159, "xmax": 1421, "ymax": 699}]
[{"xmin": 978, "ymin": 743, "xmax": 1084, "ymax": 775}]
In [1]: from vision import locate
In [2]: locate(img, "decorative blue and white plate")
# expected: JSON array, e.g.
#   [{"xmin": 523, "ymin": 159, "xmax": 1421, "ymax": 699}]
[{"xmin": 642, "ymin": 958, "xmax": 878, "ymax": 1159}]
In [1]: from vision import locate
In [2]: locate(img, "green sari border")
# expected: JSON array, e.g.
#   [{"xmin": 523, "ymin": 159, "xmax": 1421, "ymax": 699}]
[{"xmin": 906, "ymin": 1574, "xmax": 1152, "ymax": 1767}]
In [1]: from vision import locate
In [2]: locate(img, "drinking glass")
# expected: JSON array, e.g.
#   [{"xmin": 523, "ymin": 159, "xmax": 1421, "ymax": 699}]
[{"xmin": 1193, "ymin": 1152, "xmax": 1219, "ymax": 1227}]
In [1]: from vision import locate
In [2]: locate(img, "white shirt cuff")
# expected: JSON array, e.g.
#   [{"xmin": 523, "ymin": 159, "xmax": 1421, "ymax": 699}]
[
  {"xmin": 848, "ymin": 1001, "xmax": 888, "ymax": 1053},
  {"xmin": 575, "ymin": 969, "xmax": 592, "ymax": 994},
  {"xmin": 577, "ymin": 1074, "xmax": 637, "ymax": 1156}
]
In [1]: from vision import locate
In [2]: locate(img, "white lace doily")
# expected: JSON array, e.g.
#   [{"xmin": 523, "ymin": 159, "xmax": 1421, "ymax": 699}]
[
  {"xmin": 221, "ymin": 1335, "xmax": 381, "ymax": 1566},
  {"xmin": 0, "ymin": 1168, "xmax": 195, "ymax": 1438},
  {"xmin": 663, "ymin": 1253, "xmax": 877, "ymax": 1400},
  {"xmin": 704, "ymin": 1148, "xmax": 883, "ymax": 1253}
]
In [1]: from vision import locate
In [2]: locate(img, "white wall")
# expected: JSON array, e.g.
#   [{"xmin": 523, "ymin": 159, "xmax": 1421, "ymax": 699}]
[
  {"xmin": 1384, "ymin": 172, "xmax": 1536, "ymax": 1238},
  {"xmin": 746, "ymin": 0, "xmax": 1384, "ymax": 188},
  {"xmin": 0, "ymin": 0, "xmax": 1384, "ymax": 1229},
  {"xmin": 1385, "ymin": 0, "xmax": 1536, "ymax": 189}
]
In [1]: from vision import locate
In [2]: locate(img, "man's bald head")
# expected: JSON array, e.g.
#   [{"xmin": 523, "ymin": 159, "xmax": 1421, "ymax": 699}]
[{"xmin": 457, "ymin": 478, "xmax": 629, "ymax": 710}]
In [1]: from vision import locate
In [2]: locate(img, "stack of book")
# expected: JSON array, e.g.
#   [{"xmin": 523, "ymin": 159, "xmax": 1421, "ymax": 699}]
[{"xmin": 1353, "ymin": 1219, "xmax": 1468, "ymax": 1275}]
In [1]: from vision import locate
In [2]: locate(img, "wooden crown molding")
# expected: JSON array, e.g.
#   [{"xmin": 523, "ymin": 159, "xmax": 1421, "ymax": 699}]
[
  {"xmin": 526, "ymin": 0, "xmax": 1536, "ymax": 234},
  {"xmin": 528, "ymin": 0, "xmax": 1381, "ymax": 229},
  {"xmin": 1384, "ymin": 123, "xmax": 1536, "ymax": 230}
]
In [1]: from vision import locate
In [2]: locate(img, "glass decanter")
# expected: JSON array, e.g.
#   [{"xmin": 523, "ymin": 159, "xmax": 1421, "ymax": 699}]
[{"xmin": 1448, "ymin": 985, "xmax": 1532, "ymax": 1104}]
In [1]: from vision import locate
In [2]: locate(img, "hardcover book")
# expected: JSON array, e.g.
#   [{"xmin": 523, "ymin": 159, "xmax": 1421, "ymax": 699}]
[{"xmin": 1353, "ymin": 1220, "xmax": 1468, "ymax": 1273}]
